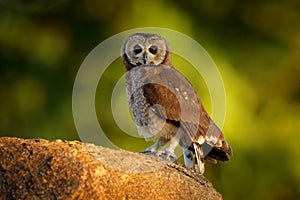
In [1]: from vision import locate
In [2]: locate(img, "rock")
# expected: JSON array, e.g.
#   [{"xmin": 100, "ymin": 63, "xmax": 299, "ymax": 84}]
[{"xmin": 0, "ymin": 137, "xmax": 222, "ymax": 200}]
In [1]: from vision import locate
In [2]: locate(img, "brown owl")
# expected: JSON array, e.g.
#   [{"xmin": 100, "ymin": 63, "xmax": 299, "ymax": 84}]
[{"xmin": 121, "ymin": 33, "xmax": 232, "ymax": 174}]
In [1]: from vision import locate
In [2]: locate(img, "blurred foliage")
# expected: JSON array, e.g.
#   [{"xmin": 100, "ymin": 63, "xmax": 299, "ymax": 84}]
[{"xmin": 1, "ymin": 0, "xmax": 300, "ymax": 199}]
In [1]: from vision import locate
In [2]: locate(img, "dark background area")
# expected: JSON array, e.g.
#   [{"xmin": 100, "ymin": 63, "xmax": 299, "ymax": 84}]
[{"xmin": 1, "ymin": 0, "xmax": 300, "ymax": 199}]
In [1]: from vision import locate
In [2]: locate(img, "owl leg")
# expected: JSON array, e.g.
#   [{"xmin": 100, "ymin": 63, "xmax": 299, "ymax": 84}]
[
  {"xmin": 141, "ymin": 137, "xmax": 169, "ymax": 156},
  {"xmin": 143, "ymin": 140, "xmax": 166, "ymax": 153},
  {"xmin": 183, "ymin": 147, "xmax": 194, "ymax": 169},
  {"xmin": 141, "ymin": 137, "xmax": 178, "ymax": 162},
  {"xmin": 163, "ymin": 136, "xmax": 179, "ymax": 161},
  {"xmin": 193, "ymin": 142, "xmax": 205, "ymax": 174}
]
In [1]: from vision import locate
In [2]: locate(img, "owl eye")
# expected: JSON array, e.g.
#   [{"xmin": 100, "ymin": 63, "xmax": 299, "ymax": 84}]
[
  {"xmin": 133, "ymin": 45, "xmax": 143, "ymax": 54},
  {"xmin": 149, "ymin": 45, "xmax": 158, "ymax": 55}
]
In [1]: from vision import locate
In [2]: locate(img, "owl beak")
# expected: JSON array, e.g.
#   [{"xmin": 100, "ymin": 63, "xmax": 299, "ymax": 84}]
[{"xmin": 142, "ymin": 53, "xmax": 147, "ymax": 64}]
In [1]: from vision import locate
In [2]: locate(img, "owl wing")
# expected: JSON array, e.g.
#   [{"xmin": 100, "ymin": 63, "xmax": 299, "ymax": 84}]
[
  {"xmin": 141, "ymin": 64, "xmax": 232, "ymax": 161},
  {"xmin": 141, "ymin": 64, "xmax": 206, "ymax": 138}
]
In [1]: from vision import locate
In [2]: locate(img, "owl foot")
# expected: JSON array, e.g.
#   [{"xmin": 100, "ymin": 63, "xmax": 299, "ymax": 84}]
[
  {"xmin": 160, "ymin": 150, "xmax": 177, "ymax": 162},
  {"xmin": 141, "ymin": 150, "xmax": 177, "ymax": 162}
]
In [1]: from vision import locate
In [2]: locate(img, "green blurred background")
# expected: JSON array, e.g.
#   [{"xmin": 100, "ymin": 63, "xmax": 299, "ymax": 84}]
[{"xmin": 1, "ymin": 0, "xmax": 300, "ymax": 199}]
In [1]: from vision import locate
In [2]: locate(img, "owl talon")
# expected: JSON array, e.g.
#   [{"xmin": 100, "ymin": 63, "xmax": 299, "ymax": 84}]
[
  {"xmin": 161, "ymin": 150, "xmax": 177, "ymax": 162},
  {"xmin": 140, "ymin": 150, "xmax": 177, "ymax": 162},
  {"xmin": 139, "ymin": 150, "xmax": 154, "ymax": 155},
  {"xmin": 155, "ymin": 150, "xmax": 177, "ymax": 162}
]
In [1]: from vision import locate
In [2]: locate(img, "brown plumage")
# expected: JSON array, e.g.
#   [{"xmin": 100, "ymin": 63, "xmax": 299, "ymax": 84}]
[{"xmin": 121, "ymin": 33, "xmax": 232, "ymax": 174}]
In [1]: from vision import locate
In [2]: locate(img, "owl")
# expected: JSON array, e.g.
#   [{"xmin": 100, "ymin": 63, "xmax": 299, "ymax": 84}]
[{"xmin": 121, "ymin": 33, "xmax": 232, "ymax": 174}]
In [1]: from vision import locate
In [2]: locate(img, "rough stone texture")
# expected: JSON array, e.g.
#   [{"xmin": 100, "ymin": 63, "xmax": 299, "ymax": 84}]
[{"xmin": 0, "ymin": 137, "xmax": 222, "ymax": 200}]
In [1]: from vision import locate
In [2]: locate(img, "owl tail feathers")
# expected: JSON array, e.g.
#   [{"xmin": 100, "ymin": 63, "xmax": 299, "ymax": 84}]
[
  {"xmin": 203, "ymin": 140, "xmax": 233, "ymax": 163},
  {"xmin": 192, "ymin": 140, "xmax": 232, "ymax": 174},
  {"xmin": 193, "ymin": 142, "xmax": 205, "ymax": 174}
]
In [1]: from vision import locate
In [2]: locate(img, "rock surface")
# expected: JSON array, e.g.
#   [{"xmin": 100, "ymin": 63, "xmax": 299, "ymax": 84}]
[{"xmin": 0, "ymin": 137, "xmax": 222, "ymax": 200}]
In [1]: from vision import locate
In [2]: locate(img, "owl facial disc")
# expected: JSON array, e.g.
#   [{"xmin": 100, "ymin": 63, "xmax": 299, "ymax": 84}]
[{"xmin": 123, "ymin": 33, "xmax": 168, "ymax": 66}]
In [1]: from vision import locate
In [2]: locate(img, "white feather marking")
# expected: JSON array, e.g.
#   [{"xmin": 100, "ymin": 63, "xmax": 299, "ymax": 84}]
[
  {"xmin": 205, "ymin": 135, "xmax": 218, "ymax": 144},
  {"xmin": 182, "ymin": 91, "xmax": 189, "ymax": 100}
]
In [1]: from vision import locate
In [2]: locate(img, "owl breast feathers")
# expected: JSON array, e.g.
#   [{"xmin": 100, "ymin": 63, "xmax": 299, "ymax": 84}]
[{"xmin": 121, "ymin": 33, "xmax": 232, "ymax": 174}]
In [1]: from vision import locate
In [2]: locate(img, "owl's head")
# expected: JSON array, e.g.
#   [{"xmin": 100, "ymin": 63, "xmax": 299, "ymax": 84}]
[{"xmin": 121, "ymin": 33, "xmax": 172, "ymax": 70}]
